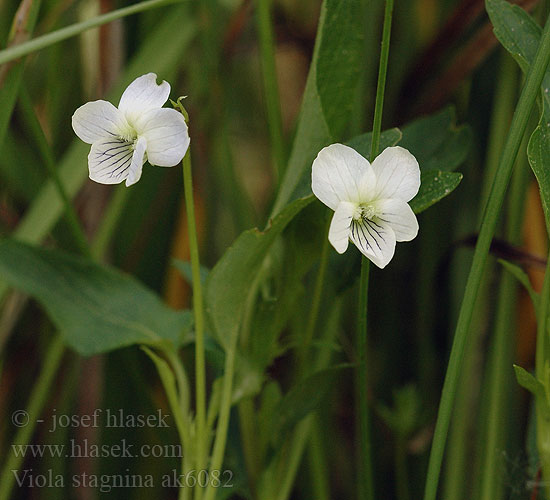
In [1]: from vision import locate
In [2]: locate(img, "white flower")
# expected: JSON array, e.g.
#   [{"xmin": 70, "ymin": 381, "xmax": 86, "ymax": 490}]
[
  {"xmin": 311, "ymin": 144, "xmax": 420, "ymax": 269},
  {"xmin": 72, "ymin": 73, "xmax": 190, "ymax": 187}
]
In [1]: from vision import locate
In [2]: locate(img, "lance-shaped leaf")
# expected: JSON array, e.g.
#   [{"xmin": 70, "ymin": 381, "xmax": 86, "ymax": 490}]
[{"xmin": 0, "ymin": 239, "xmax": 192, "ymax": 356}]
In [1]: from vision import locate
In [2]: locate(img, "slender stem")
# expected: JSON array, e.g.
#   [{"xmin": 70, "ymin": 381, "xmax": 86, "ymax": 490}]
[
  {"xmin": 422, "ymin": 13, "xmax": 550, "ymax": 500},
  {"xmin": 357, "ymin": 258, "xmax": 374, "ymax": 500},
  {"xmin": 18, "ymin": 86, "xmax": 91, "ymax": 258},
  {"xmin": 357, "ymin": 2, "xmax": 394, "ymax": 499},
  {"xmin": 182, "ymin": 149, "xmax": 207, "ymax": 498},
  {"xmin": 0, "ymin": 0, "xmax": 184, "ymax": 65},
  {"xmin": 256, "ymin": 0, "xmax": 286, "ymax": 180},
  {"xmin": 0, "ymin": 335, "xmax": 65, "ymax": 500},
  {"xmin": 369, "ymin": 0, "xmax": 394, "ymax": 162}
]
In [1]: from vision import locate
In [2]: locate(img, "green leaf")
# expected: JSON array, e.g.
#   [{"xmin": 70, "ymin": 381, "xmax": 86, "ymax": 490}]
[
  {"xmin": 0, "ymin": 239, "xmax": 192, "ymax": 356},
  {"xmin": 527, "ymin": 112, "xmax": 550, "ymax": 237},
  {"xmin": 398, "ymin": 107, "xmax": 472, "ymax": 172},
  {"xmin": 270, "ymin": 365, "xmax": 350, "ymax": 445},
  {"xmin": 486, "ymin": 0, "xmax": 540, "ymax": 73},
  {"xmin": 271, "ymin": 0, "xmax": 364, "ymax": 214},
  {"xmin": 205, "ymin": 196, "xmax": 314, "ymax": 348},
  {"xmin": 0, "ymin": 7, "xmax": 196, "ymax": 303},
  {"xmin": 498, "ymin": 259, "xmax": 540, "ymax": 315},
  {"xmin": 409, "ymin": 170, "xmax": 463, "ymax": 214},
  {"xmin": 486, "ymin": 0, "xmax": 550, "ymax": 121},
  {"xmin": 513, "ymin": 364, "xmax": 550, "ymax": 417}
]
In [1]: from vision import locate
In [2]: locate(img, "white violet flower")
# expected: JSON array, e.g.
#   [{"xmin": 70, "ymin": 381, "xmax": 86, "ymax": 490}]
[
  {"xmin": 311, "ymin": 143, "xmax": 420, "ymax": 269},
  {"xmin": 72, "ymin": 73, "xmax": 190, "ymax": 187}
]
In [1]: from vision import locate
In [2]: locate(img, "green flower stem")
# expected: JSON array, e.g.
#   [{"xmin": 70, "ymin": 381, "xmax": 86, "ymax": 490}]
[
  {"xmin": 0, "ymin": 0, "xmax": 184, "ymax": 65},
  {"xmin": 422, "ymin": 13, "xmax": 550, "ymax": 500},
  {"xmin": 536, "ymin": 250, "xmax": 550, "ymax": 494},
  {"xmin": 0, "ymin": 334, "xmax": 65, "ymax": 500},
  {"xmin": 357, "ymin": 258, "xmax": 374, "ymax": 500},
  {"xmin": 357, "ymin": 1, "xmax": 394, "ymax": 499},
  {"xmin": 256, "ymin": 0, "xmax": 286, "ymax": 180},
  {"xmin": 182, "ymin": 149, "xmax": 207, "ymax": 498},
  {"xmin": 369, "ymin": 0, "xmax": 394, "ymax": 162},
  {"xmin": 17, "ymin": 86, "xmax": 91, "ymax": 258}
]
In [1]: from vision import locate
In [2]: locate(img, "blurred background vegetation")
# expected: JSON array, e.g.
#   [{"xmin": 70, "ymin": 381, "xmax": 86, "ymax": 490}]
[{"xmin": 0, "ymin": 0, "xmax": 548, "ymax": 498}]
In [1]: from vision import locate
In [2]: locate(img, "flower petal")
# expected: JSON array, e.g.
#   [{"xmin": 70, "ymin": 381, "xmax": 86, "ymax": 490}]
[
  {"xmin": 135, "ymin": 108, "xmax": 190, "ymax": 167},
  {"xmin": 119, "ymin": 73, "xmax": 170, "ymax": 119},
  {"xmin": 126, "ymin": 137, "xmax": 147, "ymax": 187},
  {"xmin": 72, "ymin": 100, "xmax": 127, "ymax": 144},
  {"xmin": 312, "ymin": 143, "xmax": 375, "ymax": 211},
  {"xmin": 88, "ymin": 137, "xmax": 135, "ymax": 185},
  {"xmin": 371, "ymin": 146, "xmax": 420, "ymax": 202},
  {"xmin": 328, "ymin": 201, "xmax": 357, "ymax": 254},
  {"xmin": 349, "ymin": 218, "xmax": 396, "ymax": 269},
  {"xmin": 374, "ymin": 198, "xmax": 419, "ymax": 242}
]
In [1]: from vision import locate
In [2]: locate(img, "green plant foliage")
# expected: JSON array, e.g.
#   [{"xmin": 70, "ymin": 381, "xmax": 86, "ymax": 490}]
[
  {"xmin": 410, "ymin": 170, "xmax": 463, "ymax": 214},
  {"xmin": 0, "ymin": 239, "xmax": 193, "ymax": 355},
  {"xmin": 205, "ymin": 196, "xmax": 314, "ymax": 348}
]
